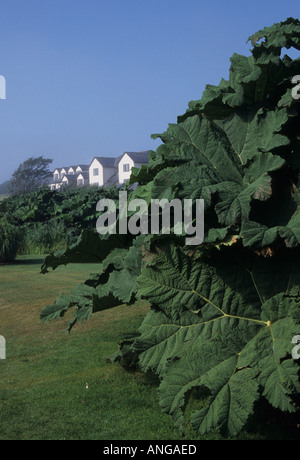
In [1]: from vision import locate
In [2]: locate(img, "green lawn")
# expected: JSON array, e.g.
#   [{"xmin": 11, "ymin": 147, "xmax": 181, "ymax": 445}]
[
  {"xmin": 0, "ymin": 256, "xmax": 299, "ymax": 440},
  {"xmin": 0, "ymin": 256, "xmax": 191, "ymax": 440}
]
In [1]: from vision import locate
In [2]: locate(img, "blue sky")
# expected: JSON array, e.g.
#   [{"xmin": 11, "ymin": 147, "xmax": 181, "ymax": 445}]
[{"xmin": 0, "ymin": 0, "xmax": 299, "ymax": 183}]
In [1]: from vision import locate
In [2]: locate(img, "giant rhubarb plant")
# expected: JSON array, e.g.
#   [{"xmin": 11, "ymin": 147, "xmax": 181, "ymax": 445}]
[{"xmin": 41, "ymin": 18, "xmax": 300, "ymax": 437}]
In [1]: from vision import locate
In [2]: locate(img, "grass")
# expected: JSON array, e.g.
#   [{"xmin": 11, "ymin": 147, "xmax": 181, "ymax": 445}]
[
  {"xmin": 0, "ymin": 255, "xmax": 299, "ymax": 440},
  {"xmin": 0, "ymin": 256, "xmax": 189, "ymax": 440}
]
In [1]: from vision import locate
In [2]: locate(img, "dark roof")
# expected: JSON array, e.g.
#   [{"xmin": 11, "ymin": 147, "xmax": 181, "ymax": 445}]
[
  {"xmin": 53, "ymin": 165, "xmax": 89, "ymax": 174},
  {"xmin": 62, "ymin": 174, "xmax": 77, "ymax": 183},
  {"xmin": 53, "ymin": 167, "xmax": 68, "ymax": 173},
  {"xmin": 77, "ymin": 171, "xmax": 89, "ymax": 179},
  {"xmin": 45, "ymin": 175, "xmax": 56, "ymax": 185},
  {"xmin": 91, "ymin": 156, "xmax": 116, "ymax": 168},
  {"xmin": 115, "ymin": 150, "xmax": 150, "ymax": 166},
  {"xmin": 76, "ymin": 164, "xmax": 90, "ymax": 170},
  {"xmin": 104, "ymin": 172, "xmax": 119, "ymax": 187}
]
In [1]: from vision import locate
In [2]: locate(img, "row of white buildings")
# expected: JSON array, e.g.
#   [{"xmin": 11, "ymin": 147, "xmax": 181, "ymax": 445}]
[{"xmin": 49, "ymin": 150, "xmax": 150, "ymax": 190}]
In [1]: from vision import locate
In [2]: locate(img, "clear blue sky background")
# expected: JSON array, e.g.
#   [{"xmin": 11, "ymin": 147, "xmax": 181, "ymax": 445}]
[{"xmin": 0, "ymin": 0, "xmax": 299, "ymax": 183}]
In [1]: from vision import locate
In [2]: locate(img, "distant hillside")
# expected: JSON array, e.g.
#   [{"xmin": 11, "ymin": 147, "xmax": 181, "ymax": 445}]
[{"xmin": 0, "ymin": 180, "xmax": 11, "ymax": 195}]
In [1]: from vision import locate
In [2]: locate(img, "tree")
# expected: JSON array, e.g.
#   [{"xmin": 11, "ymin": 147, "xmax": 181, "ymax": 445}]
[
  {"xmin": 9, "ymin": 156, "xmax": 53, "ymax": 196},
  {"xmin": 0, "ymin": 180, "xmax": 10, "ymax": 195}
]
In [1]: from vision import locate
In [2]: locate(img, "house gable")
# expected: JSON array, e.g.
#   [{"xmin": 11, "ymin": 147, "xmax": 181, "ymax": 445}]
[
  {"xmin": 77, "ymin": 172, "xmax": 89, "ymax": 186},
  {"xmin": 117, "ymin": 153, "xmax": 135, "ymax": 184},
  {"xmin": 89, "ymin": 158, "xmax": 104, "ymax": 186},
  {"xmin": 68, "ymin": 166, "xmax": 77, "ymax": 175},
  {"xmin": 76, "ymin": 165, "xmax": 89, "ymax": 173},
  {"xmin": 61, "ymin": 174, "xmax": 76, "ymax": 187},
  {"xmin": 60, "ymin": 168, "xmax": 68, "ymax": 179},
  {"xmin": 89, "ymin": 157, "xmax": 116, "ymax": 187},
  {"xmin": 53, "ymin": 169, "xmax": 60, "ymax": 181},
  {"xmin": 116, "ymin": 151, "xmax": 149, "ymax": 184}
]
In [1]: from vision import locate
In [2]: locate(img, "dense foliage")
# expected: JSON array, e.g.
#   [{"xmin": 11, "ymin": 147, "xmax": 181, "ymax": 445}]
[
  {"xmin": 0, "ymin": 218, "xmax": 24, "ymax": 263},
  {"xmin": 0, "ymin": 186, "xmax": 119, "ymax": 254},
  {"xmin": 40, "ymin": 18, "xmax": 300, "ymax": 437}
]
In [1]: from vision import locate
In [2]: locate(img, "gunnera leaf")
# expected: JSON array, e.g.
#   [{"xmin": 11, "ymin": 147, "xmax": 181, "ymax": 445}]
[{"xmin": 133, "ymin": 245, "xmax": 300, "ymax": 436}]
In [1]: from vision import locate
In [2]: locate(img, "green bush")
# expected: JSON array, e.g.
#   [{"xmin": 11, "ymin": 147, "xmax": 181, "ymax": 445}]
[
  {"xmin": 22, "ymin": 220, "xmax": 68, "ymax": 255},
  {"xmin": 0, "ymin": 219, "xmax": 24, "ymax": 263}
]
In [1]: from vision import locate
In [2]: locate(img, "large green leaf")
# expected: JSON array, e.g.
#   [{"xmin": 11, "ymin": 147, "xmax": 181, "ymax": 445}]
[
  {"xmin": 248, "ymin": 17, "xmax": 300, "ymax": 64},
  {"xmin": 242, "ymin": 188, "xmax": 300, "ymax": 248},
  {"xmin": 40, "ymin": 235, "xmax": 147, "ymax": 331},
  {"xmin": 152, "ymin": 116, "xmax": 243, "ymax": 183},
  {"xmin": 217, "ymin": 107, "xmax": 290, "ymax": 164},
  {"xmin": 40, "ymin": 229, "xmax": 133, "ymax": 273},
  {"xmin": 133, "ymin": 245, "xmax": 300, "ymax": 436}
]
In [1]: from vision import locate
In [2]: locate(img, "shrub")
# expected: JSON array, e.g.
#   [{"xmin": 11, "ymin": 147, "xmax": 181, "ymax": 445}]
[
  {"xmin": 0, "ymin": 219, "xmax": 24, "ymax": 263},
  {"xmin": 22, "ymin": 220, "xmax": 68, "ymax": 255}
]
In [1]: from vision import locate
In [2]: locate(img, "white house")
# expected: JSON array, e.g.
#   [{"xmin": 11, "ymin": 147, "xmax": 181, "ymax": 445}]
[
  {"xmin": 77, "ymin": 171, "xmax": 89, "ymax": 187},
  {"xmin": 49, "ymin": 182, "xmax": 61, "ymax": 191},
  {"xmin": 49, "ymin": 151, "xmax": 149, "ymax": 191},
  {"xmin": 67, "ymin": 166, "xmax": 77, "ymax": 175},
  {"xmin": 60, "ymin": 168, "xmax": 68, "ymax": 178},
  {"xmin": 89, "ymin": 157, "xmax": 117, "ymax": 187},
  {"xmin": 53, "ymin": 169, "xmax": 60, "ymax": 181},
  {"xmin": 116, "ymin": 151, "xmax": 150, "ymax": 185},
  {"xmin": 61, "ymin": 174, "xmax": 77, "ymax": 188},
  {"xmin": 49, "ymin": 164, "xmax": 90, "ymax": 190}
]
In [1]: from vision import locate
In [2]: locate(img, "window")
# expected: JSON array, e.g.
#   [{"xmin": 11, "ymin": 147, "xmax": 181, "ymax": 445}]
[
  {"xmin": 93, "ymin": 168, "xmax": 99, "ymax": 176},
  {"xmin": 123, "ymin": 163, "xmax": 130, "ymax": 172},
  {"xmin": 78, "ymin": 179, "xmax": 84, "ymax": 186},
  {"xmin": 54, "ymin": 174, "xmax": 59, "ymax": 181}
]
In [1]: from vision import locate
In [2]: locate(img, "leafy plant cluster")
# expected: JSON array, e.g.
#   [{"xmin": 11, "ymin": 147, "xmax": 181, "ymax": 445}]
[
  {"xmin": 0, "ymin": 218, "xmax": 24, "ymax": 263},
  {"xmin": 0, "ymin": 186, "xmax": 119, "ymax": 255},
  {"xmin": 40, "ymin": 19, "xmax": 300, "ymax": 437}
]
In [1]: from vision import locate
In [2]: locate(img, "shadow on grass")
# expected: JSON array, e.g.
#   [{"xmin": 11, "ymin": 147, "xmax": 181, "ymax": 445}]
[
  {"xmin": 14, "ymin": 258, "xmax": 45, "ymax": 266},
  {"xmin": 0, "ymin": 257, "xmax": 45, "ymax": 266}
]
